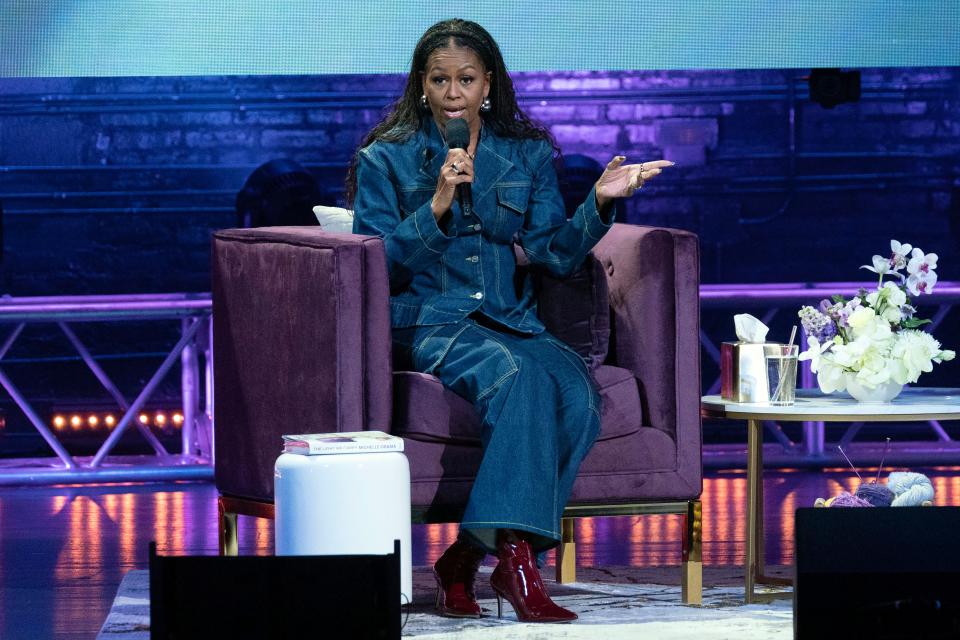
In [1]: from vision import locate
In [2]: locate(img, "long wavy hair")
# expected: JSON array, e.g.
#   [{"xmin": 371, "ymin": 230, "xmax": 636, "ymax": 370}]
[{"xmin": 344, "ymin": 18, "xmax": 558, "ymax": 204}]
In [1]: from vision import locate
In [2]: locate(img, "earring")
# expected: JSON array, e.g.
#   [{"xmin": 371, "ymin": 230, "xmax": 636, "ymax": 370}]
[
  {"xmin": 420, "ymin": 94, "xmax": 428, "ymax": 109},
  {"xmin": 480, "ymin": 97, "xmax": 491, "ymax": 112}
]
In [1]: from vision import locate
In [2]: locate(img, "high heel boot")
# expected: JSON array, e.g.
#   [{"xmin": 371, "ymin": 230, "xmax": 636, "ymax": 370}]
[
  {"xmin": 433, "ymin": 539, "xmax": 486, "ymax": 618},
  {"xmin": 489, "ymin": 535, "xmax": 577, "ymax": 623}
]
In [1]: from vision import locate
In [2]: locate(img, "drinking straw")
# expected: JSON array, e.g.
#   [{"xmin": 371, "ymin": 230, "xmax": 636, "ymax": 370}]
[{"xmin": 772, "ymin": 325, "xmax": 798, "ymax": 403}]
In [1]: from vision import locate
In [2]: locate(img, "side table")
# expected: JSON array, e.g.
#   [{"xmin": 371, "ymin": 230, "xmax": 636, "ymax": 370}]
[{"xmin": 701, "ymin": 387, "xmax": 960, "ymax": 603}]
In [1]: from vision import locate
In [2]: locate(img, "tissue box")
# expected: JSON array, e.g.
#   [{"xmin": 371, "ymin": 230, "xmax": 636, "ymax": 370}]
[{"xmin": 720, "ymin": 341, "xmax": 783, "ymax": 403}]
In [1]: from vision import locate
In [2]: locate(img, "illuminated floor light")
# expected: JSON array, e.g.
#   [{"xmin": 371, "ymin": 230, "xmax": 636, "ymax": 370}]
[
  {"xmin": 105, "ymin": 415, "xmax": 116, "ymax": 428},
  {"xmin": 138, "ymin": 414, "xmax": 149, "ymax": 425},
  {"xmin": 155, "ymin": 413, "xmax": 166, "ymax": 426},
  {"xmin": 88, "ymin": 415, "xmax": 99, "ymax": 428},
  {"xmin": 53, "ymin": 415, "xmax": 66, "ymax": 429},
  {"xmin": 70, "ymin": 415, "xmax": 82, "ymax": 430}
]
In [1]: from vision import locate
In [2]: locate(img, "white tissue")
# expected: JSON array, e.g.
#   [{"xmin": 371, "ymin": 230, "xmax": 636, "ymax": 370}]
[
  {"xmin": 312, "ymin": 205, "xmax": 355, "ymax": 234},
  {"xmin": 734, "ymin": 313, "xmax": 770, "ymax": 343}
]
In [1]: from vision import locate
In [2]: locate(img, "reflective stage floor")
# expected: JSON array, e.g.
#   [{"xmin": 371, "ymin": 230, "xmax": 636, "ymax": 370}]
[{"xmin": 2, "ymin": 467, "xmax": 959, "ymax": 639}]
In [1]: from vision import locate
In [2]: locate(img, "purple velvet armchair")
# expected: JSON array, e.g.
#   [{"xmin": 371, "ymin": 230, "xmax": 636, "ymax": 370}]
[{"xmin": 212, "ymin": 223, "xmax": 703, "ymax": 603}]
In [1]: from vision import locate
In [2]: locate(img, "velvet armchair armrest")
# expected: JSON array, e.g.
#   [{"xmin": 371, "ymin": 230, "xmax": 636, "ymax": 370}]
[
  {"xmin": 212, "ymin": 226, "xmax": 393, "ymax": 502},
  {"xmin": 591, "ymin": 224, "xmax": 702, "ymax": 477}
]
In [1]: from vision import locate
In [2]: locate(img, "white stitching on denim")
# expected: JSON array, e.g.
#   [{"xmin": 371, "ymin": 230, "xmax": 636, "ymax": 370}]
[
  {"xmin": 440, "ymin": 254, "xmax": 448, "ymax": 293},
  {"xmin": 413, "ymin": 205, "xmax": 443, "ymax": 255},
  {"xmin": 360, "ymin": 145, "xmax": 390, "ymax": 175},
  {"xmin": 469, "ymin": 324, "xmax": 519, "ymax": 400},
  {"xmin": 419, "ymin": 323, "xmax": 472, "ymax": 374},
  {"xmin": 520, "ymin": 245, "xmax": 562, "ymax": 266},
  {"xmin": 411, "ymin": 325, "xmax": 444, "ymax": 362},
  {"xmin": 493, "ymin": 242, "xmax": 503, "ymax": 308}
]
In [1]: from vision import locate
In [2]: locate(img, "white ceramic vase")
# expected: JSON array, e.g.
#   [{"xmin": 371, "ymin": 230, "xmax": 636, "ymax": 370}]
[{"xmin": 843, "ymin": 373, "xmax": 904, "ymax": 403}]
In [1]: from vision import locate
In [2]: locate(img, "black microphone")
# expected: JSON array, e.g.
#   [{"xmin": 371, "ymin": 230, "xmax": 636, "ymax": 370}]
[{"xmin": 444, "ymin": 118, "xmax": 473, "ymax": 216}]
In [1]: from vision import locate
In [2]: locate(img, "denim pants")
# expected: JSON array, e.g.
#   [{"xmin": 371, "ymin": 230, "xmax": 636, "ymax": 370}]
[{"xmin": 393, "ymin": 316, "xmax": 601, "ymax": 553}]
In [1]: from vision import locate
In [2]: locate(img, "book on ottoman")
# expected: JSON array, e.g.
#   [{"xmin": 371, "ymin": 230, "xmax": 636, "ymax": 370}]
[{"xmin": 281, "ymin": 430, "xmax": 404, "ymax": 455}]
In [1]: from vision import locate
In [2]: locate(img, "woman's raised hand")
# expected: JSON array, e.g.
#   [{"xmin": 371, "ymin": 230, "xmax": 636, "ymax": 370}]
[
  {"xmin": 431, "ymin": 149, "xmax": 475, "ymax": 221},
  {"xmin": 595, "ymin": 157, "xmax": 674, "ymax": 209}
]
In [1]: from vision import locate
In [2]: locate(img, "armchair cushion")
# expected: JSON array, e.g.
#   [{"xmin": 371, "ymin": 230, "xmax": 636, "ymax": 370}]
[
  {"xmin": 393, "ymin": 364, "xmax": 643, "ymax": 446},
  {"xmin": 536, "ymin": 257, "xmax": 610, "ymax": 369}
]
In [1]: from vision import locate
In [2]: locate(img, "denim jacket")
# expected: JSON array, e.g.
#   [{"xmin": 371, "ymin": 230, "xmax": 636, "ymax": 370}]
[{"xmin": 353, "ymin": 117, "xmax": 613, "ymax": 333}]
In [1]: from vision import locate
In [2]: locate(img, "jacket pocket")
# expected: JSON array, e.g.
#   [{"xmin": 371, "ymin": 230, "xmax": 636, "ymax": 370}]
[{"xmin": 493, "ymin": 183, "xmax": 531, "ymax": 239}]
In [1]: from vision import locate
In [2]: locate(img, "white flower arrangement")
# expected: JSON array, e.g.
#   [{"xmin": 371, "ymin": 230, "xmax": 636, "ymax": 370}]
[{"xmin": 798, "ymin": 240, "xmax": 954, "ymax": 394}]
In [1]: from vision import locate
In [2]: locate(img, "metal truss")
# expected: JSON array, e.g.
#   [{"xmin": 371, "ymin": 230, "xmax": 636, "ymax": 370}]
[{"xmin": 0, "ymin": 294, "xmax": 213, "ymax": 484}]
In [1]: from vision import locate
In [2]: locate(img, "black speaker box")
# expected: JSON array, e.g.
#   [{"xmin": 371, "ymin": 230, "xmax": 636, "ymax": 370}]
[
  {"xmin": 149, "ymin": 540, "xmax": 401, "ymax": 639},
  {"xmin": 795, "ymin": 507, "xmax": 960, "ymax": 639}
]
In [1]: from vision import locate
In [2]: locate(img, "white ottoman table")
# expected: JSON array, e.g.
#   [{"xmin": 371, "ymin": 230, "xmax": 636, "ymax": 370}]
[{"xmin": 274, "ymin": 449, "xmax": 412, "ymax": 603}]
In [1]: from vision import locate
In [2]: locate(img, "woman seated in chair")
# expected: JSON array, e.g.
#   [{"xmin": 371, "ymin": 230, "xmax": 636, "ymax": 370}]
[{"xmin": 347, "ymin": 18, "xmax": 671, "ymax": 623}]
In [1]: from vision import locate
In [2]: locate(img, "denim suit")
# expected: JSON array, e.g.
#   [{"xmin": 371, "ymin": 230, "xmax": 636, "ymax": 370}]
[{"xmin": 353, "ymin": 117, "xmax": 613, "ymax": 552}]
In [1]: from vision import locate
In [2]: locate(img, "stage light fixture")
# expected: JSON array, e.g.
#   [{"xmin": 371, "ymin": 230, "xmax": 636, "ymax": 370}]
[
  {"xmin": 235, "ymin": 158, "xmax": 322, "ymax": 228},
  {"xmin": 46, "ymin": 408, "xmax": 184, "ymax": 434},
  {"xmin": 808, "ymin": 68, "xmax": 861, "ymax": 109}
]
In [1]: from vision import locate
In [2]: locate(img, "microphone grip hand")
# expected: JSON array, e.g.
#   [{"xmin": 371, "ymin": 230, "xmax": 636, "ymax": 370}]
[{"xmin": 432, "ymin": 149, "xmax": 475, "ymax": 222}]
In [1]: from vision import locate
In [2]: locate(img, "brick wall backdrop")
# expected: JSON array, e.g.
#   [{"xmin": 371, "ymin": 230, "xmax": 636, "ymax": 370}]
[{"xmin": 1, "ymin": 67, "xmax": 958, "ymax": 452}]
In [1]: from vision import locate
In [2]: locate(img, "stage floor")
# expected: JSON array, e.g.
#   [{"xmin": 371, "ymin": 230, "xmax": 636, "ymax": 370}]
[{"xmin": 2, "ymin": 467, "xmax": 959, "ymax": 639}]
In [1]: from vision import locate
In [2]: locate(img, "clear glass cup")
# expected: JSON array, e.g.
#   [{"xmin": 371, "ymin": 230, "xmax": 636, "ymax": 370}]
[{"xmin": 766, "ymin": 345, "xmax": 799, "ymax": 406}]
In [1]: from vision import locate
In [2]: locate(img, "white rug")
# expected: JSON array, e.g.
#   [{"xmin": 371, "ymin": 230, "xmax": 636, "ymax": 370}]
[{"xmin": 98, "ymin": 566, "xmax": 793, "ymax": 639}]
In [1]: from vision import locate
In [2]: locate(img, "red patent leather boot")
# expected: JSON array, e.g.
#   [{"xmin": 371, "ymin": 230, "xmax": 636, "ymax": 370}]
[
  {"xmin": 433, "ymin": 539, "xmax": 486, "ymax": 618},
  {"xmin": 489, "ymin": 534, "xmax": 577, "ymax": 623}
]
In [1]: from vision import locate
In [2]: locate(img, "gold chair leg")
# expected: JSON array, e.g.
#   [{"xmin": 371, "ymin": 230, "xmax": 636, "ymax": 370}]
[
  {"xmin": 681, "ymin": 499, "xmax": 703, "ymax": 605},
  {"xmin": 218, "ymin": 496, "xmax": 239, "ymax": 557},
  {"xmin": 555, "ymin": 517, "xmax": 577, "ymax": 583}
]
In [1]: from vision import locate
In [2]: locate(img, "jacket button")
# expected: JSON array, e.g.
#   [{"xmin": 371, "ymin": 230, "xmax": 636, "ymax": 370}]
[
  {"xmin": 471, "ymin": 292, "xmax": 483, "ymax": 300},
  {"xmin": 466, "ymin": 255, "xmax": 479, "ymax": 262},
  {"xmin": 472, "ymin": 224, "xmax": 482, "ymax": 231}
]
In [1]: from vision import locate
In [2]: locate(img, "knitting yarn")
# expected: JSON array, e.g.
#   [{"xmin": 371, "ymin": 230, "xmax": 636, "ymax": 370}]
[
  {"xmin": 855, "ymin": 481, "xmax": 895, "ymax": 507},
  {"xmin": 887, "ymin": 471, "xmax": 935, "ymax": 506},
  {"xmin": 829, "ymin": 491, "xmax": 874, "ymax": 507}
]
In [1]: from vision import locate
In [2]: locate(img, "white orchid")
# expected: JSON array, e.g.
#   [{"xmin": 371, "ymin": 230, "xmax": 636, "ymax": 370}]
[
  {"xmin": 860, "ymin": 254, "xmax": 891, "ymax": 276},
  {"xmin": 798, "ymin": 335, "xmax": 834, "ymax": 373},
  {"xmin": 906, "ymin": 269, "xmax": 937, "ymax": 296},
  {"xmin": 907, "ymin": 248, "xmax": 938, "ymax": 276},
  {"xmin": 862, "ymin": 240, "xmax": 913, "ymax": 279},
  {"xmin": 905, "ymin": 248, "xmax": 939, "ymax": 296},
  {"xmin": 889, "ymin": 240, "xmax": 912, "ymax": 270}
]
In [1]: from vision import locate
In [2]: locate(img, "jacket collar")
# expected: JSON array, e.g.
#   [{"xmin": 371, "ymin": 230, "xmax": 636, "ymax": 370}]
[{"xmin": 419, "ymin": 117, "xmax": 513, "ymax": 201}]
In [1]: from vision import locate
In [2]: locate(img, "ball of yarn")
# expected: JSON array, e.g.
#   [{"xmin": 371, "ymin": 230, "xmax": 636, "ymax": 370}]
[
  {"xmin": 855, "ymin": 481, "xmax": 895, "ymax": 507},
  {"xmin": 887, "ymin": 471, "xmax": 935, "ymax": 506},
  {"xmin": 829, "ymin": 491, "xmax": 874, "ymax": 507}
]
